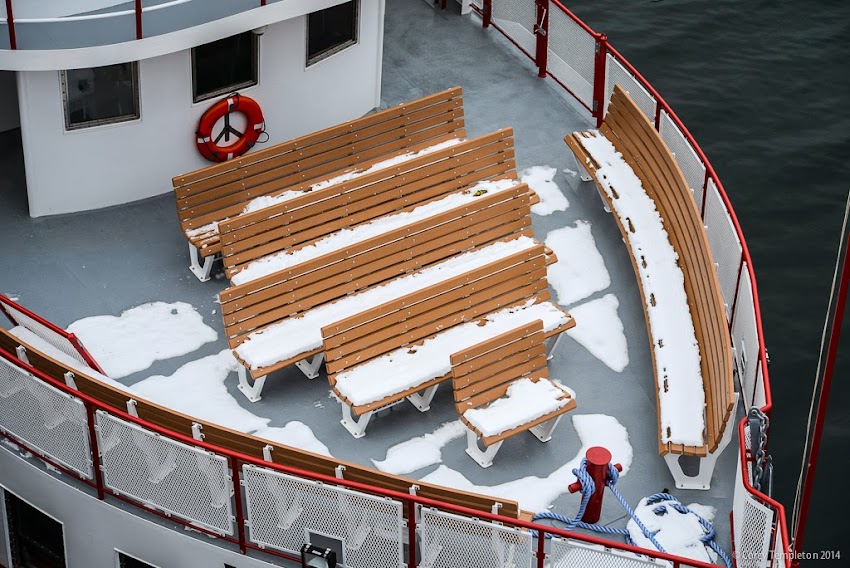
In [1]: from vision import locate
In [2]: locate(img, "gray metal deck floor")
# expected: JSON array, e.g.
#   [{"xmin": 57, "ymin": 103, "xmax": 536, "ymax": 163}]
[{"xmin": 0, "ymin": 0, "xmax": 738, "ymax": 557}]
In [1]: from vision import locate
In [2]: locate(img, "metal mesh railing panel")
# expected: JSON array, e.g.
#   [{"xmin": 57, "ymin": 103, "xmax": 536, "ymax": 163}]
[
  {"xmin": 604, "ymin": 54, "xmax": 657, "ymax": 121},
  {"xmin": 0, "ymin": 357, "xmax": 92, "ymax": 478},
  {"xmin": 492, "ymin": 0, "xmax": 537, "ymax": 57},
  {"xmin": 419, "ymin": 507, "xmax": 533, "ymax": 568},
  {"xmin": 703, "ymin": 178, "xmax": 744, "ymax": 322},
  {"xmin": 2, "ymin": 302, "xmax": 88, "ymax": 366},
  {"xmin": 242, "ymin": 465, "xmax": 405, "ymax": 568},
  {"xmin": 549, "ymin": 536, "xmax": 659, "ymax": 567},
  {"xmin": 735, "ymin": 494, "xmax": 774, "ymax": 566},
  {"xmin": 659, "ymin": 110, "xmax": 707, "ymax": 208},
  {"xmin": 731, "ymin": 263, "xmax": 759, "ymax": 409},
  {"xmin": 96, "ymin": 411, "xmax": 233, "ymax": 535},
  {"xmin": 547, "ymin": 8, "xmax": 596, "ymax": 107}
]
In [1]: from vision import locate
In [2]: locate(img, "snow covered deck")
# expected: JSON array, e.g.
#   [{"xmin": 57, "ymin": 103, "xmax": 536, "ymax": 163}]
[{"xmin": 0, "ymin": 0, "xmax": 740, "ymax": 561}]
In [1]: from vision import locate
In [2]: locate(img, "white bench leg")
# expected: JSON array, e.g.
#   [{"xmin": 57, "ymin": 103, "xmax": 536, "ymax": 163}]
[
  {"xmin": 294, "ymin": 353, "xmax": 324, "ymax": 379},
  {"xmin": 569, "ymin": 148, "xmax": 593, "ymax": 183},
  {"xmin": 406, "ymin": 384, "xmax": 439, "ymax": 412},
  {"xmin": 188, "ymin": 243, "xmax": 217, "ymax": 282},
  {"xmin": 340, "ymin": 403, "xmax": 375, "ymax": 439},
  {"xmin": 546, "ymin": 333, "xmax": 565, "ymax": 361},
  {"xmin": 237, "ymin": 365, "xmax": 267, "ymax": 403},
  {"xmin": 465, "ymin": 429, "xmax": 503, "ymax": 469},
  {"xmin": 529, "ymin": 414, "xmax": 563, "ymax": 443},
  {"xmin": 664, "ymin": 393, "xmax": 740, "ymax": 490}
]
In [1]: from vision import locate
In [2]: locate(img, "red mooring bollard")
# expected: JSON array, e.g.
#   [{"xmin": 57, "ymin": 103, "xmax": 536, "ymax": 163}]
[{"xmin": 568, "ymin": 446, "xmax": 623, "ymax": 524}]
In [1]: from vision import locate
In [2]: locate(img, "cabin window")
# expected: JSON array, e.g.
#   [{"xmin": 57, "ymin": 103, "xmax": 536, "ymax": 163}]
[
  {"xmin": 5, "ymin": 491, "xmax": 66, "ymax": 568},
  {"xmin": 61, "ymin": 62, "xmax": 140, "ymax": 131},
  {"xmin": 192, "ymin": 32, "xmax": 259, "ymax": 103},
  {"xmin": 117, "ymin": 551, "xmax": 159, "ymax": 568},
  {"xmin": 307, "ymin": 1, "xmax": 359, "ymax": 66}
]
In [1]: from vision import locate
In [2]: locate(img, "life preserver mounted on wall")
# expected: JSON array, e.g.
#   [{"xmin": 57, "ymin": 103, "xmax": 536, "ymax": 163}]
[{"xmin": 196, "ymin": 93, "xmax": 265, "ymax": 163}]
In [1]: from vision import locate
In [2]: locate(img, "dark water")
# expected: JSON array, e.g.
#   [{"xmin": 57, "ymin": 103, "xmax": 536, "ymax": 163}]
[{"xmin": 563, "ymin": 0, "xmax": 850, "ymax": 560}]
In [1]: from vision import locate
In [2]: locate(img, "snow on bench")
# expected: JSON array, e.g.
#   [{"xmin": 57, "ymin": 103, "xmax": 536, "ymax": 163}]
[
  {"xmin": 331, "ymin": 298, "xmax": 571, "ymax": 432},
  {"xmin": 230, "ymin": 178, "xmax": 520, "ymax": 286},
  {"xmin": 578, "ymin": 131, "xmax": 705, "ymax": 447},
  {"xmin": 234, "ymin": 235, "xmax": 539, "ymax": 372}
]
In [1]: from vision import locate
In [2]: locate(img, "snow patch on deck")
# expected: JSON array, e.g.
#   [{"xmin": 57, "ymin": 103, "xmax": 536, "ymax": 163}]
[
  {"xmin": 566, "ymin": 294, "xmax": 629, "ymax": 372},
  {"xmin": 421, "ymin": 414, "xmax": 632, "ymax": 512},
  {"xmin": 254, "ymin": 423, "xmax": 332, "ymax": 457},
  {"xmin": 130, "ymin": 350, "xmax": 270, "ymax": 434},
  {"xmin": 545, "ymin": 220, "xmax": 610, "ymax": 306},
  {"xmin": 628, "ymin": 496, "xmax": 719, "ymax": 564},
  {"xmin": 580, "ymin": 132, "xmax": 704, "ymax": 447},
  {"xmin": 67, "ymin": 302, "xmax": 218, "ymax": 379},
  {"xmin": 521, "ymin": 166, "xmax": 569, "ymax": 216},
  {"xmin": 372, "ymin": 420, "xmax": 466, "ymax": 474}
]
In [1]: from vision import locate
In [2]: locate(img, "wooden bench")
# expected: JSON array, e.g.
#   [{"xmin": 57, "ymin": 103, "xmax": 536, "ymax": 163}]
[
  {"xmin": 218, "ymin": 165, "xmax": 536, "ymax": 403},
  {"xmin": 220, "ymin": 128, "xmax": 521, "ymax": 282},
  {"xmin": 321, "ymin": 244, "xmax": 574, "ymax": 438},
  {"xmin": 565, "ymin": 85, "xmax": 735, "ymax": 490},
  {"xmin": 173, "ymin": 87, "xmax": 466, "ymax": 281},
  {"xmin": 221, "ymin": 183, "xmax": 536, "ymax": 400},
  {"xmin": 451, "ymin": 320, "xmax": 577, "ymax": 468}
]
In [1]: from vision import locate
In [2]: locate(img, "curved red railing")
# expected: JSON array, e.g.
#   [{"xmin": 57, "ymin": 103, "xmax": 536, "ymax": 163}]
[{"xmin": 0, "ymin": 347, "xmax": 719, "ymax": 568}]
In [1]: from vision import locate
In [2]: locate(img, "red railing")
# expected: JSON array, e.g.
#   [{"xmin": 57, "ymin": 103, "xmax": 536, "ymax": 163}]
[
  {"xmin": 0, "ymin": 346, "xmax": 718, "ymax": 568},
  {"xmin": 0, "ymin": 295, "xmax": 105, "ymax": 374},
  {"xmin": 470, "ymin": 0, "xmax": 784, "ymax": 564},
  {"xmin": 1, "ymin": 0, "xmax": 273, "ymax": 49}
]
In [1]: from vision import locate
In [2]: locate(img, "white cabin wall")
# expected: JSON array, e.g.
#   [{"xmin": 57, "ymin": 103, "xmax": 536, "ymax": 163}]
[
  {"xmin": 0, "ymin": 71, "xmax": 19, "ymax": 132},
  {"xmin": 17, "ymin": 0, "xmax": 383, "ymax": 217}
]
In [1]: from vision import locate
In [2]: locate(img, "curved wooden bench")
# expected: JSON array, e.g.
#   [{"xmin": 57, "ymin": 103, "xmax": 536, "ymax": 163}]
[
  {"xmin": 173, "ymin": 87, "xmax": 466, "ymax": 281},
  {"xmin": 0, "ymin": 326, "xmax": 520, "ymax": 519},
  {"xmin": 565, "ymin": 85, "xmax": 735, "ymax": 490}
]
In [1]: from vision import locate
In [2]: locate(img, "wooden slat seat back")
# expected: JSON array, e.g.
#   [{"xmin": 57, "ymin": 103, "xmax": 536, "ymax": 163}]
[
  {"xmin": 174, "ymin": 87, "xmax": 466, "ymax": 256},
  {"xmin": 221, "ymin": 184, "xmax": 536, "ymax": 379},
  {"xmin": 450, "ymin": 320, "xmax": 577, "ymax": 447},
  {"xmin": 565, "ymin": 85, "xmax": 733, "ymax": 456},
  {"xmin": 0, "ymin": 327, "xmax": 520, "ymax": 518},
  {"xmin": 219, "ymin": 128, "xmax": 521, "ymax": 277},
  {"xmin": 321, "ymin": 244, "xmax": 570, "ymax": 414}
]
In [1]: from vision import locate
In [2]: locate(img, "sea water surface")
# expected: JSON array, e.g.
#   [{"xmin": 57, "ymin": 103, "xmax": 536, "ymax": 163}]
[{"xmin": 564, "ymin": 0, "xmax": 850, "ymax": 560}]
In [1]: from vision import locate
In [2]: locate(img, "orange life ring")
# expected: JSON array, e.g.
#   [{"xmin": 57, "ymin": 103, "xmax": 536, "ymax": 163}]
[{"xmin": 196, "ymin": 94, "xmax": 265, "ymax": 162}]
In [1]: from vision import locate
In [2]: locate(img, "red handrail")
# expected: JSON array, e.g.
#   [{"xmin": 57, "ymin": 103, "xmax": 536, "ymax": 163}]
[
  {"xmin": 135, "ymin": 0, "xmax": 142, "ymax": 39},
  {"xmin": 0, "ymin": 295, "xmax": 107, "ymax": 374},
  {"xmin": 3, "ymin": 0, "xmax": 15, "ymax": 50},
  {"xmin": 0, "ymin": 346, "xmax": 721, "ymax": 568}
]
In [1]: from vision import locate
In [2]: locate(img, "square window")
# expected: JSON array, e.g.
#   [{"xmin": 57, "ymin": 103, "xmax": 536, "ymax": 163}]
[
  {"xmin": 307, "ymin": 1, "xmax": 359, "ymax": 66},
  {"xmin": 61, "ymin": 62, "xmax": 140, "ymax": 131},
  {"xmin": 192, "ymin": 32, "xmax": 259, "ymax": 103},
  {"xmin": 5, "ymin": 491, "xmax": 66, "ymax": 568}
]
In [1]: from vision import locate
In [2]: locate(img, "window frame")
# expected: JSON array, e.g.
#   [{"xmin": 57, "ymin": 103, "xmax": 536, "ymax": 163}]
[
  {"xmin": 4, "ymin": 489, "xmax": 68, "ymax": 568},
  {"xmin": 60, "ymin": 62, "xmax": 141, "ymax": 132},
  {"xmin": 306, "ymin": 0, "xmax": 360, "ymax": 68},
  {"xmin": 116, "ymin": 550, "xmax": 162, "ymax": 568},
  {"xmin": 191, "ymin": 32, "xmax": 260, "ymax": 104}
]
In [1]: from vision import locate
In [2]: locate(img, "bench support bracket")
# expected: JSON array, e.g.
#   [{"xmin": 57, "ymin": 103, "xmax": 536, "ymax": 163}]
[
  {"xmin": 529, "ymin": 414, "xmax": 563, "ymax": 443},
  {"xmin": 339, "ymin": 405, "xmax": 375, "ymax": 439},
  {"xmin": 465, "ymin": 430, "xmax": 503, "ymax": 469},
  {"xmin": 545, "ymin": 333, "xmax": 565, "ymax": 361},
  {"xmin": 188, "ymin": 243, "xmax": 217, "ymax": 282},
  {"xmin": 568, "ymin": 148, "xmax": 593, "ymax": 183},
  {"xmin": 237, "ymin": 366, "xmax": 267, "ymax": 403},
  {"xmin": 663, "ymin": 393, "xmax": 740, "ymax": 490},
  {"xmin": 294, "ymin": 353, "xmax": 324, "ymax": 380},
  {"xmin": 406, "ymin": 384, "xmax": 439, "ymax": 412}
]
